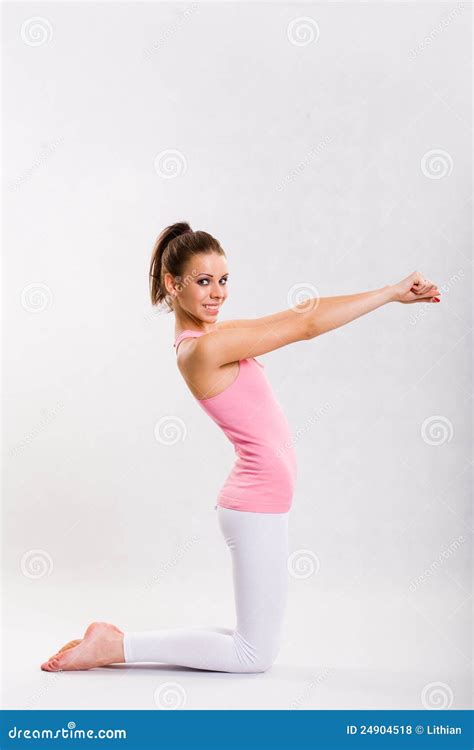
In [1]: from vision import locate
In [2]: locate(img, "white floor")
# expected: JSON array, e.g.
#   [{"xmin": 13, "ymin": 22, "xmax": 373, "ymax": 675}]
[{"xmin": 3, "ymin": 581, "xmax": 471, "ymax": 710}]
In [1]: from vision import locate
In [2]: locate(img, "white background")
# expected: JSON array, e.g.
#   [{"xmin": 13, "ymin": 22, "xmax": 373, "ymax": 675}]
[{"xmin": 3, "ymin": 1, "xmax": 472, "ymax": 710}]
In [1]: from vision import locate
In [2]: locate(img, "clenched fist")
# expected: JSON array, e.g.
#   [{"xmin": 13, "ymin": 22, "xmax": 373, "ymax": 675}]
[{"xmin": 391, "ymin": 271, "xmax": 441, "ymax": 304}]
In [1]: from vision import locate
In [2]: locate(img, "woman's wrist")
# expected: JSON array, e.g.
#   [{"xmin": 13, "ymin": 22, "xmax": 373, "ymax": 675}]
[{"xmin": 383, "ymin": 284, "xmax": 398, "ymax": 303}]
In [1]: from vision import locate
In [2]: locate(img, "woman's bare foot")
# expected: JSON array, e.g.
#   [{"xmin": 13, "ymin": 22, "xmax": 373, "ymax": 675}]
[{"xmin": 41, "ymin": 622, "xmax": 125, "ymax": 671}]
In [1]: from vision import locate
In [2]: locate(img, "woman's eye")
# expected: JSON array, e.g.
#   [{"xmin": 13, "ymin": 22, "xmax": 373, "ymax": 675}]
[{"xmin": 198, "ymin": 278, "xmax": 228, "ymax": 286}]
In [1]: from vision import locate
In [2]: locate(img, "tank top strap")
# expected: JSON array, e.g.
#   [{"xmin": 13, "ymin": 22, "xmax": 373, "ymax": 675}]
[{"xmin": 173, "ymin": 329, "xmax": 206, "ymax": 353}]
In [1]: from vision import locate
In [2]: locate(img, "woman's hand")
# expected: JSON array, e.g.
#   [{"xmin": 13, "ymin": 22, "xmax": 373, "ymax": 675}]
[{"xmin": 391, "ymin": 271, "xmax": 441, "ymax": 304}]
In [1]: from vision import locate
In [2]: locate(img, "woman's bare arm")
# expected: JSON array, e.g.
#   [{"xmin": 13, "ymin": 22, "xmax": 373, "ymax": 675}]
[
  {"xmin": 307, "ymin": 285, "xmax": 393, "ymax": 338},
  {"xmin": 191, "ymin": 272, "xmax": 440, "ymax": 368},
  {"xmin": 191, "ymin": 289, "xmax": 393, "ymax": 369},
  {"xmin": 216, "ymin": 305, "xmax": 311, "ymax": 331},
  {"xmin": 188, "ymin": 301, "xmax": 313, "ymax": 369},
  {"xmin": 217, "ymin": 288, "xmax": 394, "ymax": 335}
]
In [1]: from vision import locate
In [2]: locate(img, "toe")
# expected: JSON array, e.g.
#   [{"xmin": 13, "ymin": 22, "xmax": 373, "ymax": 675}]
[
  {"xmin": 41, "ymin": 659, "xmax": 57, "ymax": 671},
  {"xmin": 45, "ymin": 639, "xmax": 82, "ymax": 664}
]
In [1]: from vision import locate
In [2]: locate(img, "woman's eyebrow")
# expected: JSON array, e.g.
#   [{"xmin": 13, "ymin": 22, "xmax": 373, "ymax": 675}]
[{"xmin": 196, "ymin": 273, "xmax": 229, "ymax": 278}]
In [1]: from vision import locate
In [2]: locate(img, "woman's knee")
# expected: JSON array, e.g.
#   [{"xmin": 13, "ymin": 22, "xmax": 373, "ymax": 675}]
[
  {"xmin": 240, "ymin": 652, "xmax": 277, "ymax": 673},
  {"xmin": 233, "ymin": 635, "xmax": 281, "ymax": 673}
]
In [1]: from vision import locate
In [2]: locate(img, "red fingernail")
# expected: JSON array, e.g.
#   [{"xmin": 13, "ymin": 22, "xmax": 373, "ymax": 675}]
[{"xmin": 433, "ymin": 297, "xmax": 440, "ymax": 302}]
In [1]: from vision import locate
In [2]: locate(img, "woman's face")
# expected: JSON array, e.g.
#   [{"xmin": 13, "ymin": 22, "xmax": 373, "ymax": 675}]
[{"xmin": 171, "ymin": 252, "xmax": 229, "ymax": 321}]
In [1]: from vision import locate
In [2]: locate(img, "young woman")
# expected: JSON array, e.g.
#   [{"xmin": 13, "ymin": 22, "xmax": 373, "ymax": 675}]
[{"xmin": 41, "ymin": 222, "xmax": 441, "ymax": 673}]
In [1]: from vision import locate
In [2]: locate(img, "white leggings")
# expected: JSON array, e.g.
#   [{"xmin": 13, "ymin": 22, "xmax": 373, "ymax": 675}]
[{"xmin": 123, "ymin": 506, "xmax": 290, "ymax": 673}]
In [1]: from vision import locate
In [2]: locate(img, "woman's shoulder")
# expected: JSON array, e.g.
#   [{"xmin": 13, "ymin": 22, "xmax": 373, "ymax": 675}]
[
  {"xmin": 175, "ymin": 332, "xmax": 239, "ymax": 401},
  {"xmin": 174, "ymin": 330, "xmax": 213, "ymax": 371}
]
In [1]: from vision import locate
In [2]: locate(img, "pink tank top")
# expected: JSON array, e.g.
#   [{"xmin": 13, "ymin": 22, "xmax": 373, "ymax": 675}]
[{"xmin": 174, "ymin": 329, "xmax": 297, "ymax": 513}]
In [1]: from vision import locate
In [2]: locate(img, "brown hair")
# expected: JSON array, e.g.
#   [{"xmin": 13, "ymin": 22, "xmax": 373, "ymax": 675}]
[{"xmin": 149, "ymin": 222, "xmax": 225, "ymax": 311}]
